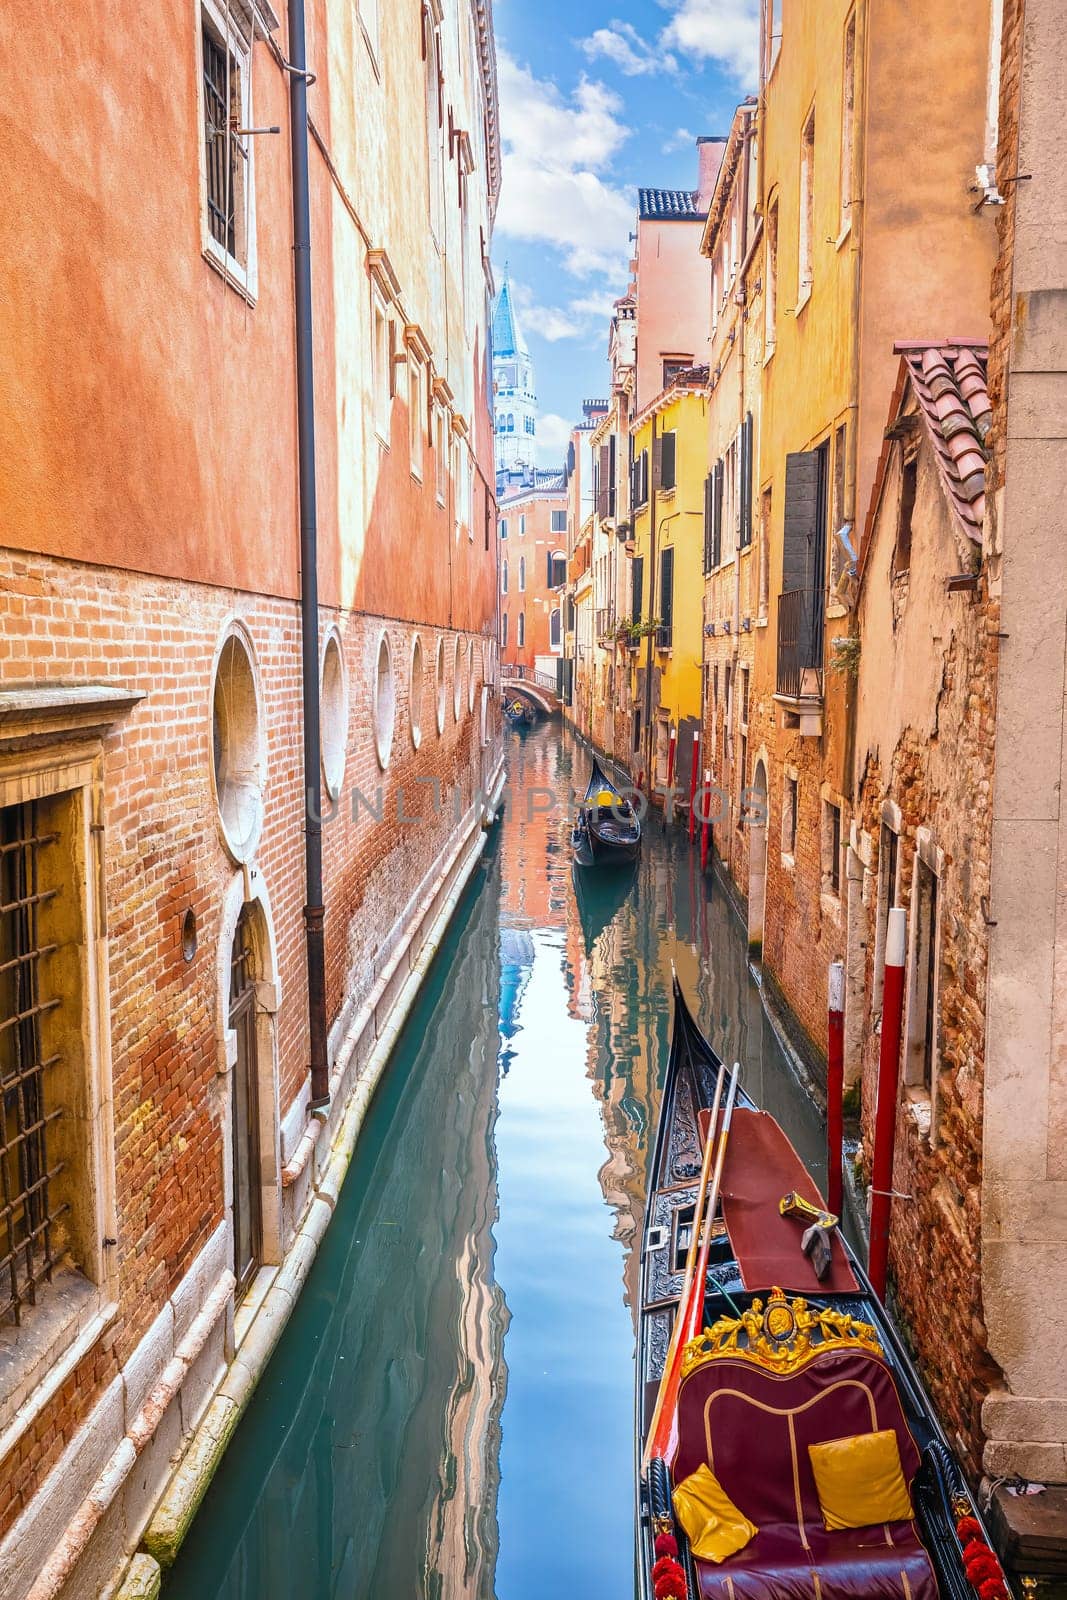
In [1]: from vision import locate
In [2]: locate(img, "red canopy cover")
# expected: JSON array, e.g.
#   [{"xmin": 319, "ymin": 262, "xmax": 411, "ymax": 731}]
[{"xmin": 720, "ymin": 1108, "xmax": 858, "ymax": 1294}]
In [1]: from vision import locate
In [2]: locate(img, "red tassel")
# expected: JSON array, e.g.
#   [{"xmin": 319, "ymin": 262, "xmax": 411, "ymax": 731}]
[
  {"xmin": 956, "ymin": 1516, "xmax": 983, "ymax": 1544},
  {"xmin": 654, "ymin": 1533, "xmax": 679, "ymax": 1559}
]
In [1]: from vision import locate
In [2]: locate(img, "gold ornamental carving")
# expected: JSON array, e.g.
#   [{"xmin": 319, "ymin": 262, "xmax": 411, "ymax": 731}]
[{"xmin": 680, "ymin": 1289, "xmax": 884, "ymax": 1378}]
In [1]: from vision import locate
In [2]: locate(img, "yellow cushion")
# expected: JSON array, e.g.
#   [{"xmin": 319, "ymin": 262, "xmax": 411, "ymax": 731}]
[
  {"xmin": 672, "ymin": 1463, "xmax": 758, "ymax": 1563},
  {"xmin": 595, "ymin": 789, "xmax": 617, "ymax": 807},
  {"xmin": 808, "ymin": 1429, "xmax": 914, "ymax": 1530}
]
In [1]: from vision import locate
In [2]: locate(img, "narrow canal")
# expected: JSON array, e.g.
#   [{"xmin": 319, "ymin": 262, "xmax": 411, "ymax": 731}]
[{"xmin": 165, "ymin": 723, "xmax": 828, "ymax": 1600}]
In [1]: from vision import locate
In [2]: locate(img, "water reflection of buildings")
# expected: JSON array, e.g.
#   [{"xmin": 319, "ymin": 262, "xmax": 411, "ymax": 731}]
[{"xmin": 169, "ymin": 852, "xmax": 511, "ymax": 1600}]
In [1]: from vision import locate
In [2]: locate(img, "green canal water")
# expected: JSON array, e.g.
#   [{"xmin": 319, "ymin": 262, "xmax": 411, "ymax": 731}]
[{"xmin": 164, "ymin": 723, "xmax": 827, "ymax": 1600}]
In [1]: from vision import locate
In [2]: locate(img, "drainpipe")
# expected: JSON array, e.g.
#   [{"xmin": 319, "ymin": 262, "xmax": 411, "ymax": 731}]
[
  {"xmin": 287, "ymin": 0, "xmax": 330, "ymax": 1109},
  {"xmin": 644, "ymin": 410, "xmax": 658, "ymax": 792},
  {"xmin": 841, "ymin": 0, "xmax": 867, "ymax": 805}
]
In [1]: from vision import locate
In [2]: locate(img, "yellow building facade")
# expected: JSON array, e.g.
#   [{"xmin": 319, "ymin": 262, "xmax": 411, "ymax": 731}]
[{"xmin": 628, "ymin": 380, "xmax": 708, "ymax": 798}]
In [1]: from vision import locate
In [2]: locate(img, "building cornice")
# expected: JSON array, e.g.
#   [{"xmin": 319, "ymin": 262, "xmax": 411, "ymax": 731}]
[{"xmin": 472, "ymin": 1, "xmax": 502, "ymax": 218}]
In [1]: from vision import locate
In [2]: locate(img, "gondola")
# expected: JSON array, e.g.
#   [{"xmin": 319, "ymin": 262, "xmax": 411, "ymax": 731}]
[
  {"xmin": 572, "ymin": 754, "xmax": 641, "ymax": 867},
  {"xmin": 503, "ymin": 691, "xmax": 538, "ymax": 726},
  {"xmin": 637, "ymin": 978, "xmax": 1013, "ymax": 1600}
]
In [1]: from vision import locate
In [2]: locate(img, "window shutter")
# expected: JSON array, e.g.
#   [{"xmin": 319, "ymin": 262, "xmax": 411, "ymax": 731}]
[
  {"xmin": 783, "ymin": 449, "xmax": 821, "ymax": 594},
  {"xmin": 740, "ymin": 412, "xmax": 753, "ymax": 547},
  {"xmin": 597, "ymin": 444, "xmax": 611, "ymax": 519},
  {"xmin": 608, "ymin": 434, "xmax": 617, "ymax": 518},
  {"xmin": 712, "ymin": 459, "xmax": 724, "ymax": 568},
  {"xmin": 632, "ymin": 556, "xmax": 644, "ymax": 624},
  {"xmin": 703, "ymin": 472, "xmax": 714, "ymax": 573},
  {"xmin": 659, "ymin": 546, "xmax": 675, "ymax": 647},
  {"xmin": 660, "ymin": 431, "xmax": 677, "ymax": 492}
]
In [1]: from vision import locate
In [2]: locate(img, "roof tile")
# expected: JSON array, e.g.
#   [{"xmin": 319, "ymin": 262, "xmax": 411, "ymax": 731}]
[{"xmin": 638, "ymin": 188, "xmax": 704, "ymax": 220}]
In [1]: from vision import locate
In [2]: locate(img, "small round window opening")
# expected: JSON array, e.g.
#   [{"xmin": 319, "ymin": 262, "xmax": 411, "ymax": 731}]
[
  {"xmin": 435, "ymin": 637, "xmax": 447, "ymax": 735},
  {"xmin": 373, "ymin": 632, "xmax": 396, "ymax": 769},
  {"xmin": 212, "ymin": 627, "xmax": 265, "ymax": 864},
  {"xmin": 467, "ymin": 640, "xmax": 477, "ymax": 713},
  {"xmin": 181, "ymin": 908, "xmax": 198, "ymax": 963},
  {"xmin": 453, "ymin": 636, "xmax": 463, "ymax": 722},
  {"xmin": 411, "ymin": 635, "xmax": 425, "ymax": 749},
  {"xmin": 321, "ymin": 631, "xmax": 347, "ymax": 800}
]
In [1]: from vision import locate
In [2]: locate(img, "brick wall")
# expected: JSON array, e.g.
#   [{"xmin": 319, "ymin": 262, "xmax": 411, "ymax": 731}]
[{"xmin": 0, "ymin": 546, "xmax": 500, "ymax": 1539}]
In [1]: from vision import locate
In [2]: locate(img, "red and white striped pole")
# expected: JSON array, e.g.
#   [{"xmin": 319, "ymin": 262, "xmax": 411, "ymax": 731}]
[
  {"xmin": 688, "ymin": 730, "xmax": 700, "ymax": 841},
  {"xmin": 700, "ymin": 769, "xmax": 711, "ymax": 872},
  {"xmin": 666, "ymin": 724, "xmax": 677, "ymax": 791},
  {"xmin": 827, "ymin": 960, "xmax": 845, "ymax": 1218},
  {"xmin": 869, "ymin": 908, "xmax": 907, "ymax": 1298}
]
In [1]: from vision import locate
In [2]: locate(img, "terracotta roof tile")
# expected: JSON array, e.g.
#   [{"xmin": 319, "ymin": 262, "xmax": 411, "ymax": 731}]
[
  {"xmin": 901, "ymin": 341, "xmax": 990, "ymax": 543},
  {"xmin": 638, "ymin": 188, "xmax": 704, "ymax": 220},
  {"xmin": 859, "ymin": 341, "xmax": 990, "ymax": 573}
]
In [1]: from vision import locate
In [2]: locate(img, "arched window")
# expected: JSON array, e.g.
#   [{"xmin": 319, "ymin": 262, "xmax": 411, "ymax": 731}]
[
  {"xmin": 507, "ymin": 413, "xmax": 514, "ymax": 432},
  {"xmin": 549, "ymin": 608, "xmax": 561, "ymax": 648},
  {"xmin": 517, "ymin": 612, "xmax": 525, "ymax": 648},
  {"xmin": 518, "ymin": 556, "xmax": 526, "ymax": 592},
  {"xmin": 501, "ymin": 612, "xmax": 508, "ymax": 648},
  {"xmin": 502, "ymin": 559, "xmax": 508, "ymax": 594}
]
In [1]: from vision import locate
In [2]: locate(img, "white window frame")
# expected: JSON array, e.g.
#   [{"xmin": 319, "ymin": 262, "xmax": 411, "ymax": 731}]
[
  {"xmin": 434, "ymin": 405, "xmax": 447, "ymax": 505},
  {"xmin": 408, "ymin": 353, "xmax": 423, "ymax": 480},
  {"xmin": 196, "ymin": 0, "xmax": 260, "ymax": 302},
  {"xmin": 372, "ymin": 292, "xmax": 391, "ymax": 447}
]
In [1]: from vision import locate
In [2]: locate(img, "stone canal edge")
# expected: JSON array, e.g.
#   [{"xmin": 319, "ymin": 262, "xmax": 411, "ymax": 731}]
[{"xmin": 100, "ymin": 767, "xmax": 507, "ymax": 1600}]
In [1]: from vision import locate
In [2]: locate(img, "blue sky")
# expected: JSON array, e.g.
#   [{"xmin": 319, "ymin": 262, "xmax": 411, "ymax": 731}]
[{"xmin": 490, "ymin": 0, "xmax": 759, "ymax": 463}]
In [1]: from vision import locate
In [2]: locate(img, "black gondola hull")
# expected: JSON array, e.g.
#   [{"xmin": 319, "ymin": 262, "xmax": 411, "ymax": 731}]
[
  {"xmin": 572, "ymin": 753, "xmax": 641, "ymax": 868},
  {"xmin": 635, "ymin": 980, "xmax": 1011, "ymax": 1600}
]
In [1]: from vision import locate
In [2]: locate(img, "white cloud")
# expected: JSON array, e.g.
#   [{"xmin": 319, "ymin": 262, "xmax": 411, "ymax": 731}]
[
  {"xmin": 661, "ymin": 125, "xmax": 697, "ymax": 154},
  {"xmin": 495, "ymin": 52, "xmax": 634, "ymax": 280},
  {"xmin": 536, "ymin": 413, "xmax": 574, "ymax": 464},
  {"xmin": 658, "ymin": 0, "xmax": 759, "ymax": 84},
  {"xmin": 579, "ymin": 19, "xmax": 677, "ymax": 77},
  {"xmin": 510, "ymin": 280, "xmax": 619, "ymax": 344}
]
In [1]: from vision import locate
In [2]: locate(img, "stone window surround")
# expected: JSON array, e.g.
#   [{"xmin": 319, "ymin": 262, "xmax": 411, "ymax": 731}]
[
  {"xmin": 819, "ymin": 782, "xmax": 846, "ymax": 917},
  {"xmin": 902, "ymin": 825, "xmax": 945, "ymax": 1141},
  {"xmin": 780, "ymin": 764, "xmax": 798, "ymax": 867},
  {"xmin": 209, "ymin": 619, "xmax": 266, "ymax": 867},
  {"xmin": 320, "ymin": 626, "xmax": 348, "ymax": 802},
  {"xmin": 196, "ymin": 0, "xmax": 268, "ymax": 304},
  {"xmin": 216, "ymin": 867, "xmax": 283, "ymax": 1271},
  {"xmin": 435, "ymin": 636, "xmax": 447, "ymax": 735},
  {"xmin": 0, "ymin": 687, "xmax": 140, "ymax": 1448},
  {"xmin": 871, "ymin": 799, "xmax": 903, "ymax": 1023},
  {"xmin": 373, "ymin": 630, "xmax": 396, "ymax": 770},
  {"xmin": 410, "ymin": 635, "xmax": 425, "ymax": 750}
]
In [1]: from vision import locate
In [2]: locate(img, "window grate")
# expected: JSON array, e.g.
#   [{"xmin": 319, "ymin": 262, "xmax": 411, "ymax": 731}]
[
  {"xmin": 0, "ymin": 802, "xmax": 67, "ymax": 1328},
  {"xmin": 203, "ymin": 26, "xmax": 237, "ymax": 257}
]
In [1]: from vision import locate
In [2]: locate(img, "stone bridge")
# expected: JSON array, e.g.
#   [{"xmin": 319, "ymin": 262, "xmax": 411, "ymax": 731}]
[{"xmin": 500, "ymin": 670, "xmax": 559, "ymax": 717}]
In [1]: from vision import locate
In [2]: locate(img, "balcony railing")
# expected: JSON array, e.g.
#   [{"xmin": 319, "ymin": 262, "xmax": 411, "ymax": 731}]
[
  {"xmin": 596, "ymin": 607, "xmax": 614, "ymax": 639},
  {"xmin": 776, "ymin": 587, "xmax": 826, "ymax": 700}
]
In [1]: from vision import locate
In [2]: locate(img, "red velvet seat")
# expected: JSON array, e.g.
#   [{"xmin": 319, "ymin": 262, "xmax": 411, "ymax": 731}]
[{"xmin": 673, "ymin": 1345, "xmax": 938, "ymax": 1600}]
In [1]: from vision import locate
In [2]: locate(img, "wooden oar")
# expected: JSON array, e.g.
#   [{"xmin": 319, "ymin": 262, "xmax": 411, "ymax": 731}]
[
  {"xmin": 640, "ymin": 1055, "xmax": 725, "ymax": 1472},
  {"xmin": 682, "ymin": 1063, "xmax": 743, "ymax": 1349},
  {"xmin": 643, "ymin": 1060, "xmax": 741, "ymax": 1470}
]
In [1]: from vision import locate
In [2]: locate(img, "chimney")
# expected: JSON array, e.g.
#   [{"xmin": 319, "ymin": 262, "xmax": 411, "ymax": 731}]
[{"xmin": 696, "ymin": 135, "xmax": 727, "ymax": 211}]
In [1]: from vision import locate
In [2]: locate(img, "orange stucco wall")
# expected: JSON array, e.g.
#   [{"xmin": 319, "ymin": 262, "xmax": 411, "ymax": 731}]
[{"xmin": 499, "ymin": 493, "xmax": 566, "ymax": 668}]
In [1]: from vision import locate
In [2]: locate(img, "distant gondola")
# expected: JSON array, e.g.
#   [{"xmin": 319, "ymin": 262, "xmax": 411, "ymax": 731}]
[
  {"xmin": 502, "ymin": 692, "xmax": 538, "ymax": 726},
  {"xmin": 636, "ymin": 978, "xmax": 1013, "ymax": 1600},
  {"xmin": 572, "ymin": 754, "xmax": 641, "ymax": 867}
]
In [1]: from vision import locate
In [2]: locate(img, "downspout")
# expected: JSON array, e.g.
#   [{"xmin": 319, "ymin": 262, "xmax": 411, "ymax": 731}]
[
  {"xmin": 287, "ymin": 0, "xmax": 330, "ymax": 1109},
  {"xmin": 841, "ymin": 0, "xmax": 868, "ymax": 806},
  {"xmin": 644, "ymin": 410, "xmax": 658, "ymax": 791}
]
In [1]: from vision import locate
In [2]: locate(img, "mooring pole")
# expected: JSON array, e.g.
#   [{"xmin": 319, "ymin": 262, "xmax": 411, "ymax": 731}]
[
  {"xmin": 869, "ymin": 908, "xmax": 907, "ymax": 1296},
  {"xmin": 666, "ymin": 723, "xmax": 677, "ymax": 791},
  {"xmin": 700, "ymin": 768, "xmax": 711, "ymax": 872},
  {"xmin": 827, "ymin": 959, "xmax": 845, "ymax": 1217},
  {"xmin": 688, "ymin": 729, "xmax": 700, "ymax": 841}
]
